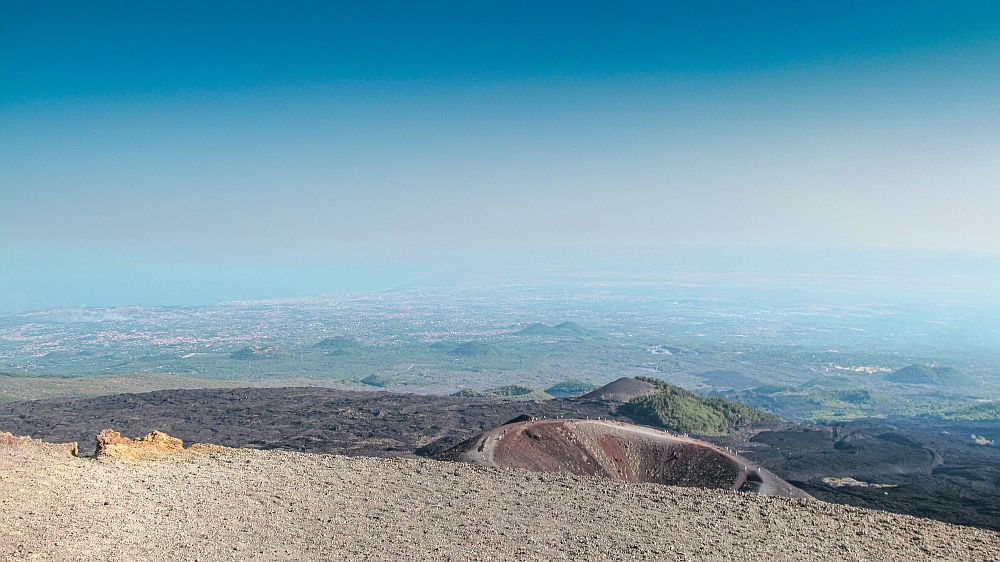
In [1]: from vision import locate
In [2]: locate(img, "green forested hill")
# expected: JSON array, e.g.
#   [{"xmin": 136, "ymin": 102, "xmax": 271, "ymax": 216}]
[{"xmin": 621, "ymin": 376, "xmax": 780, "ymax": 434}]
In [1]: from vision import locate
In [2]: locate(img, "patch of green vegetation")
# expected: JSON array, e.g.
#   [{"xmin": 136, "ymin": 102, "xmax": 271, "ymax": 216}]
[
  {"xmin": 450, "ymin": 385, "xmax": 553, "ymax": 400},
  {"xmin": 812, "ymin": 388, "xmax": 881, "ymax": 405},
  {"xmin": 934, "ymin": 401, "xmax": 1000, "ymax": 421},
  {"xmin": 544, "ymin": 379, "xmax": 597, "ymax": 397},
  {"xmin": 753, "ymin": 384, "xmax": 793, "ymax": 395},
  {"xmin": 836, "ymin": 389, "xmax": 876, "ymax": 404},
  {"xmin": 621, "ymin": 376, "xmax": 780, "ymax": 435},
  {"xmin": 799, "ymin": 375, "xmax": 857, "ymax": 390},
  {"xmin": 485, "ymin": 385, "xmax": 538, "ymax": 397}
]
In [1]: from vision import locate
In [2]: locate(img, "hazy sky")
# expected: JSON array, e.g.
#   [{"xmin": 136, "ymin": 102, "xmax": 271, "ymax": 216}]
[{"xmin": 1, "ymin": 1, "xmax": 998, "ymax": 310}]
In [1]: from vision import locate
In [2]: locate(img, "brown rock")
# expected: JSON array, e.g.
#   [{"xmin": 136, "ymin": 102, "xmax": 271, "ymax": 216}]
[
  {"xmin": 0, "ymin": 432, "xmax": 78, "ymax": 460},
  {"xmin": 94, "ymin": 428, "xmax": 184, "ymax": 460}
]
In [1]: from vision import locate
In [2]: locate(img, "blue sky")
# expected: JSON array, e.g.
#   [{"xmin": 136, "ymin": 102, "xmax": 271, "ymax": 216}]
[{"xmin": 1, "ymin": 1, "xmax": 998, "ymax": 310}]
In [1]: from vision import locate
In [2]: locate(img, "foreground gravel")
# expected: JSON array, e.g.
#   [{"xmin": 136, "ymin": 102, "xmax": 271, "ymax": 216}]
[{"xmin": 2, "ymin": 446, "xmax": 998, "ymax": 561}]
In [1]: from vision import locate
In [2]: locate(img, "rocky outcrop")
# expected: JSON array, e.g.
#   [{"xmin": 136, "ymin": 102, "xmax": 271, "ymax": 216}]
[
  {"xmin": 0, "ymin": 432, "xmax": 78, "ymax": 460},
  {"xmin": 94, "ymin": 429, "xmax": 184, "ymax": 460}
]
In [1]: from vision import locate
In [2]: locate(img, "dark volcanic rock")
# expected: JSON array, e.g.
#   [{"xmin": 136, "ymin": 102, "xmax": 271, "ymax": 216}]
[
  {"xmin": 0, "ymin": 387, "xmax": 624, "ymax": 458},
  {"xmin": 711, "ymin": 419, "xmax": 1000, "ymax": 531}
]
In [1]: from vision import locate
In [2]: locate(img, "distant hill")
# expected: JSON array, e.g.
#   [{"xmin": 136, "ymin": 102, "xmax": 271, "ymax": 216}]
[
  {"xmin": 799, "ymin": 375, "xmax": 858, "ymax": 390},
  {"xmin": 814, "ymin": 389, "xmax": 879, "ymax": 405},
  {"xmin": 577, "ymin": 377, "xmax": 659, "ymax": 402},
  {"xmin": 359, "ymin": 373, "xmax": 426, "ymax": 388},
  {"xmin": 753, "ymin": 384, "xmax": 794, "ymax": 395},
  {"xmin": 544, "ymin": 379, "xmax": 598, "ymax": 398},
  {"xmin": 513, "ymin": 322, "xmax": 596, "ymax": 337},
  {"xmin": 449, "ymin": 342, "xmax": 501, "ymax": 358},
  {"xmin": 451, "ymin": 385, "xmax": 552, "ymax": 401},
  {"xmin": 619, "ymin": 376, "xmax": 780, "ymax": 435},
  {"xmin": 885, "ymin": 365, "xmax": 969, "ymax": 386},
  {"xmin": 230, "ymin": 344, "xmax": 285, "ymax": 360},
  {"xmin": 313, "ymin": 336, "xmax": 360, "ymax": 353}
]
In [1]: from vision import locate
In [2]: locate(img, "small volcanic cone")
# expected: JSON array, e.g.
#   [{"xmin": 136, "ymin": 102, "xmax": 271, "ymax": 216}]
[
  {"xmin": 439, "ymin": 418, "xmax": 810, "ymax": 499},
  {"xmin": 576, "ymin": 377, "xmax": 659, "ymax": 402}
]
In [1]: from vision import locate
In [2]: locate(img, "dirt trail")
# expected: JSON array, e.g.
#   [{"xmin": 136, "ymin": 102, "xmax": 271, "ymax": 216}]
[{"xmin": 2, "ymin": 441, "xmax": 998, "ymax": 561}]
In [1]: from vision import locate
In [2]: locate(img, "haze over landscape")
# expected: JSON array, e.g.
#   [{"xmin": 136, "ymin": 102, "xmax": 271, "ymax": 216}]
[
  {"xmin": 2, "ymin": 1, "xmax": 999, "ymax": 310},
  {"xmin": 1, "ymin": 2, "xmax": 999, "ymax": 560}
]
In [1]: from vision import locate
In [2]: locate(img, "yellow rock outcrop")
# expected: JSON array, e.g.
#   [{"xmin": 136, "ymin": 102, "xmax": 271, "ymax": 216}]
[{"xmin": 94, "ymin": 429, "xmax": 184, "ymax": 460}]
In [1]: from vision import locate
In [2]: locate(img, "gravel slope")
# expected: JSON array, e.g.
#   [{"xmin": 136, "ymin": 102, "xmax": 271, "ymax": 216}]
[{"xmin": 3, "ymin": 445, "xmax": 998, "ymax": 561}]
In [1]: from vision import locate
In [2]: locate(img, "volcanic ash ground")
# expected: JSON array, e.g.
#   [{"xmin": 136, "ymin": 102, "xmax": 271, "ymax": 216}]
[{"xmin": 2, "ymin": 431, "xmax": 998, "ymax": 561}]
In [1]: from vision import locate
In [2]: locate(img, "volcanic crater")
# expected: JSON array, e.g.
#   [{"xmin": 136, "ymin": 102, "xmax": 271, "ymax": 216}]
[{"xmin": 440, "ymin": 418, "xmax": 809, "ymax": 498}]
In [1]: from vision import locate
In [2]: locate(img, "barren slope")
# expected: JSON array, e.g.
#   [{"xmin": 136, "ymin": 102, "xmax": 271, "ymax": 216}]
[{"xmin": 2, "ymin": 436, "xmax": 998, "ymax": 561}]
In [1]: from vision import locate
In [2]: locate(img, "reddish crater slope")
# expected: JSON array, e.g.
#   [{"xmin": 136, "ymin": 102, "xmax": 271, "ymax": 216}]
[{"xmin": 440, "ymin": 418, "xmax": 809, "ymax": 499}]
